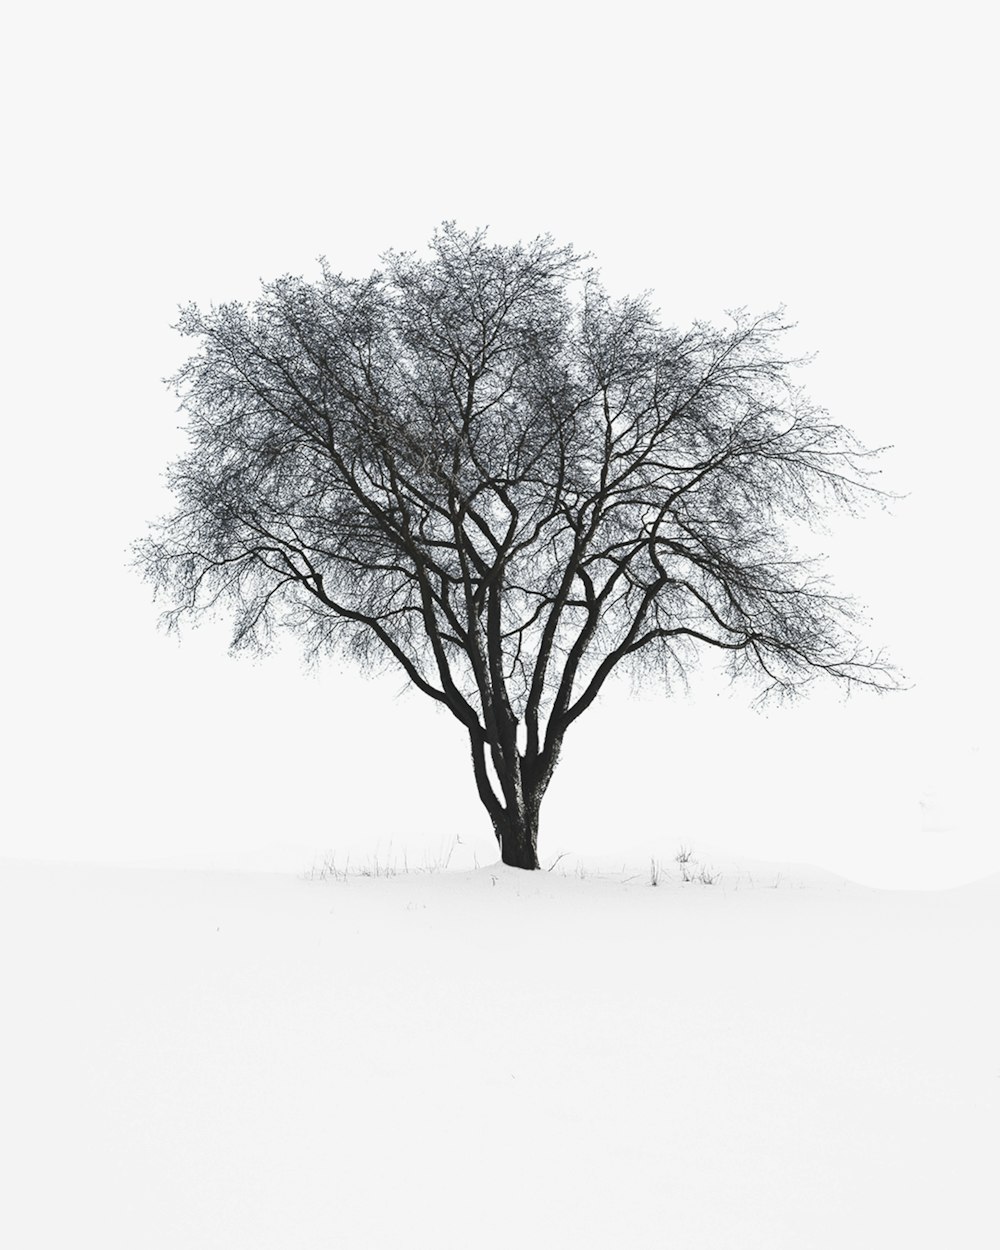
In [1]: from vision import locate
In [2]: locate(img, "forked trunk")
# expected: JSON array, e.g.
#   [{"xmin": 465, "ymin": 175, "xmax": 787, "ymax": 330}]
[
  {"xmin": 493, "ymin": 804, "xmax": 540, "ymax": 870},
  {"xmin": 474, "ymin": 736, "xmax": 560, "ymax": 871}
]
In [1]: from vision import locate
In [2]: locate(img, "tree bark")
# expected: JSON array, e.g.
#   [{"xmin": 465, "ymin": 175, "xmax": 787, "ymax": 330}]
[{"xmin": 493, "ymin": 803, "xmax": 541, "ymax": 870}]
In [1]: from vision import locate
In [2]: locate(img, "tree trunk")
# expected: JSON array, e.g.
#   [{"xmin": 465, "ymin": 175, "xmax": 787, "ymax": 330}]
[{"xmin": 493, "ymin": 804, "xmax": 540, "ymax": 870}]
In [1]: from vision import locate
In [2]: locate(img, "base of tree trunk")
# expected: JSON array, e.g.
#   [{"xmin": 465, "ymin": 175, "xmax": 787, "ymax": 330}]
[{"xmin": 494, "ymin": 815, "xmax": 540, "ymax": 869}]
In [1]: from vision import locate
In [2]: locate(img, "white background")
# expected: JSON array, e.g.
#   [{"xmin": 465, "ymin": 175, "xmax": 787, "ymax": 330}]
[{"xmin": 3, "ymin": 1, "xmax": 995, "ymax": 885}]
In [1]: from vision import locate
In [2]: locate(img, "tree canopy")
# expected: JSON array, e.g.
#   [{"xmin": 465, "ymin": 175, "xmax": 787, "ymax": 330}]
[{"xmin": 137, "ymin": 224, "xmax": 895, "ymax": 868}]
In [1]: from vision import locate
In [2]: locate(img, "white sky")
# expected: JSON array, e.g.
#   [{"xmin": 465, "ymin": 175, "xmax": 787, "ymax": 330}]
[{"xmin": 3, "ymin": 1, "xmax": 996, "ymax": 886}]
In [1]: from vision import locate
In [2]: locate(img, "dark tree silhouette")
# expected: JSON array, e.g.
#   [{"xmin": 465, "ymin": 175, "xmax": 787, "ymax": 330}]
[{"xmin": 136, "ymin": 224, "xmax": 895, "ymax": 869}]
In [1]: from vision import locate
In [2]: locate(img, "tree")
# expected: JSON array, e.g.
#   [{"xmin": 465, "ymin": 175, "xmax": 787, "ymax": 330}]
[{"xmin": 136, "ymin": 224, "xmax": 895, "ymax": 870}]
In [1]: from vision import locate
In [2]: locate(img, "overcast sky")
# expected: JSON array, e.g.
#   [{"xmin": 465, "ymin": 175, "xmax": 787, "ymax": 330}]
[{"xmin": 4, "ymin": 1, "xmax": 995, "ymax": 886}]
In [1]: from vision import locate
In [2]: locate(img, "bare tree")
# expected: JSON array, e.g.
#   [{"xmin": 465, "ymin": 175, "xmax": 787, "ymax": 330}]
[{"xmin": 136, "ymin": 223, "xmax": 895, "ymax": 869}]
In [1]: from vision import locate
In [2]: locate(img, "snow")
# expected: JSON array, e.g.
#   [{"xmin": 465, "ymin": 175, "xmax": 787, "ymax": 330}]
[{"xmin": 2, "ymin": 856, "xmax": 997, "ymax": 1248}]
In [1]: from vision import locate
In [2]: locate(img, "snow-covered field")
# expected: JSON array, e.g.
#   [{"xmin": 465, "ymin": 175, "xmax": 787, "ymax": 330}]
[{"xmin": 2, "ymin": 855, "xmax": 997, "ymax": 1248}]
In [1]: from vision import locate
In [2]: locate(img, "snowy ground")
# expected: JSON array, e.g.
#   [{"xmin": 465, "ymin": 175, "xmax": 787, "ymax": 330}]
[{"xmin": 2, "ymin": 855, "xmax": 997, "ymax": 1248}]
